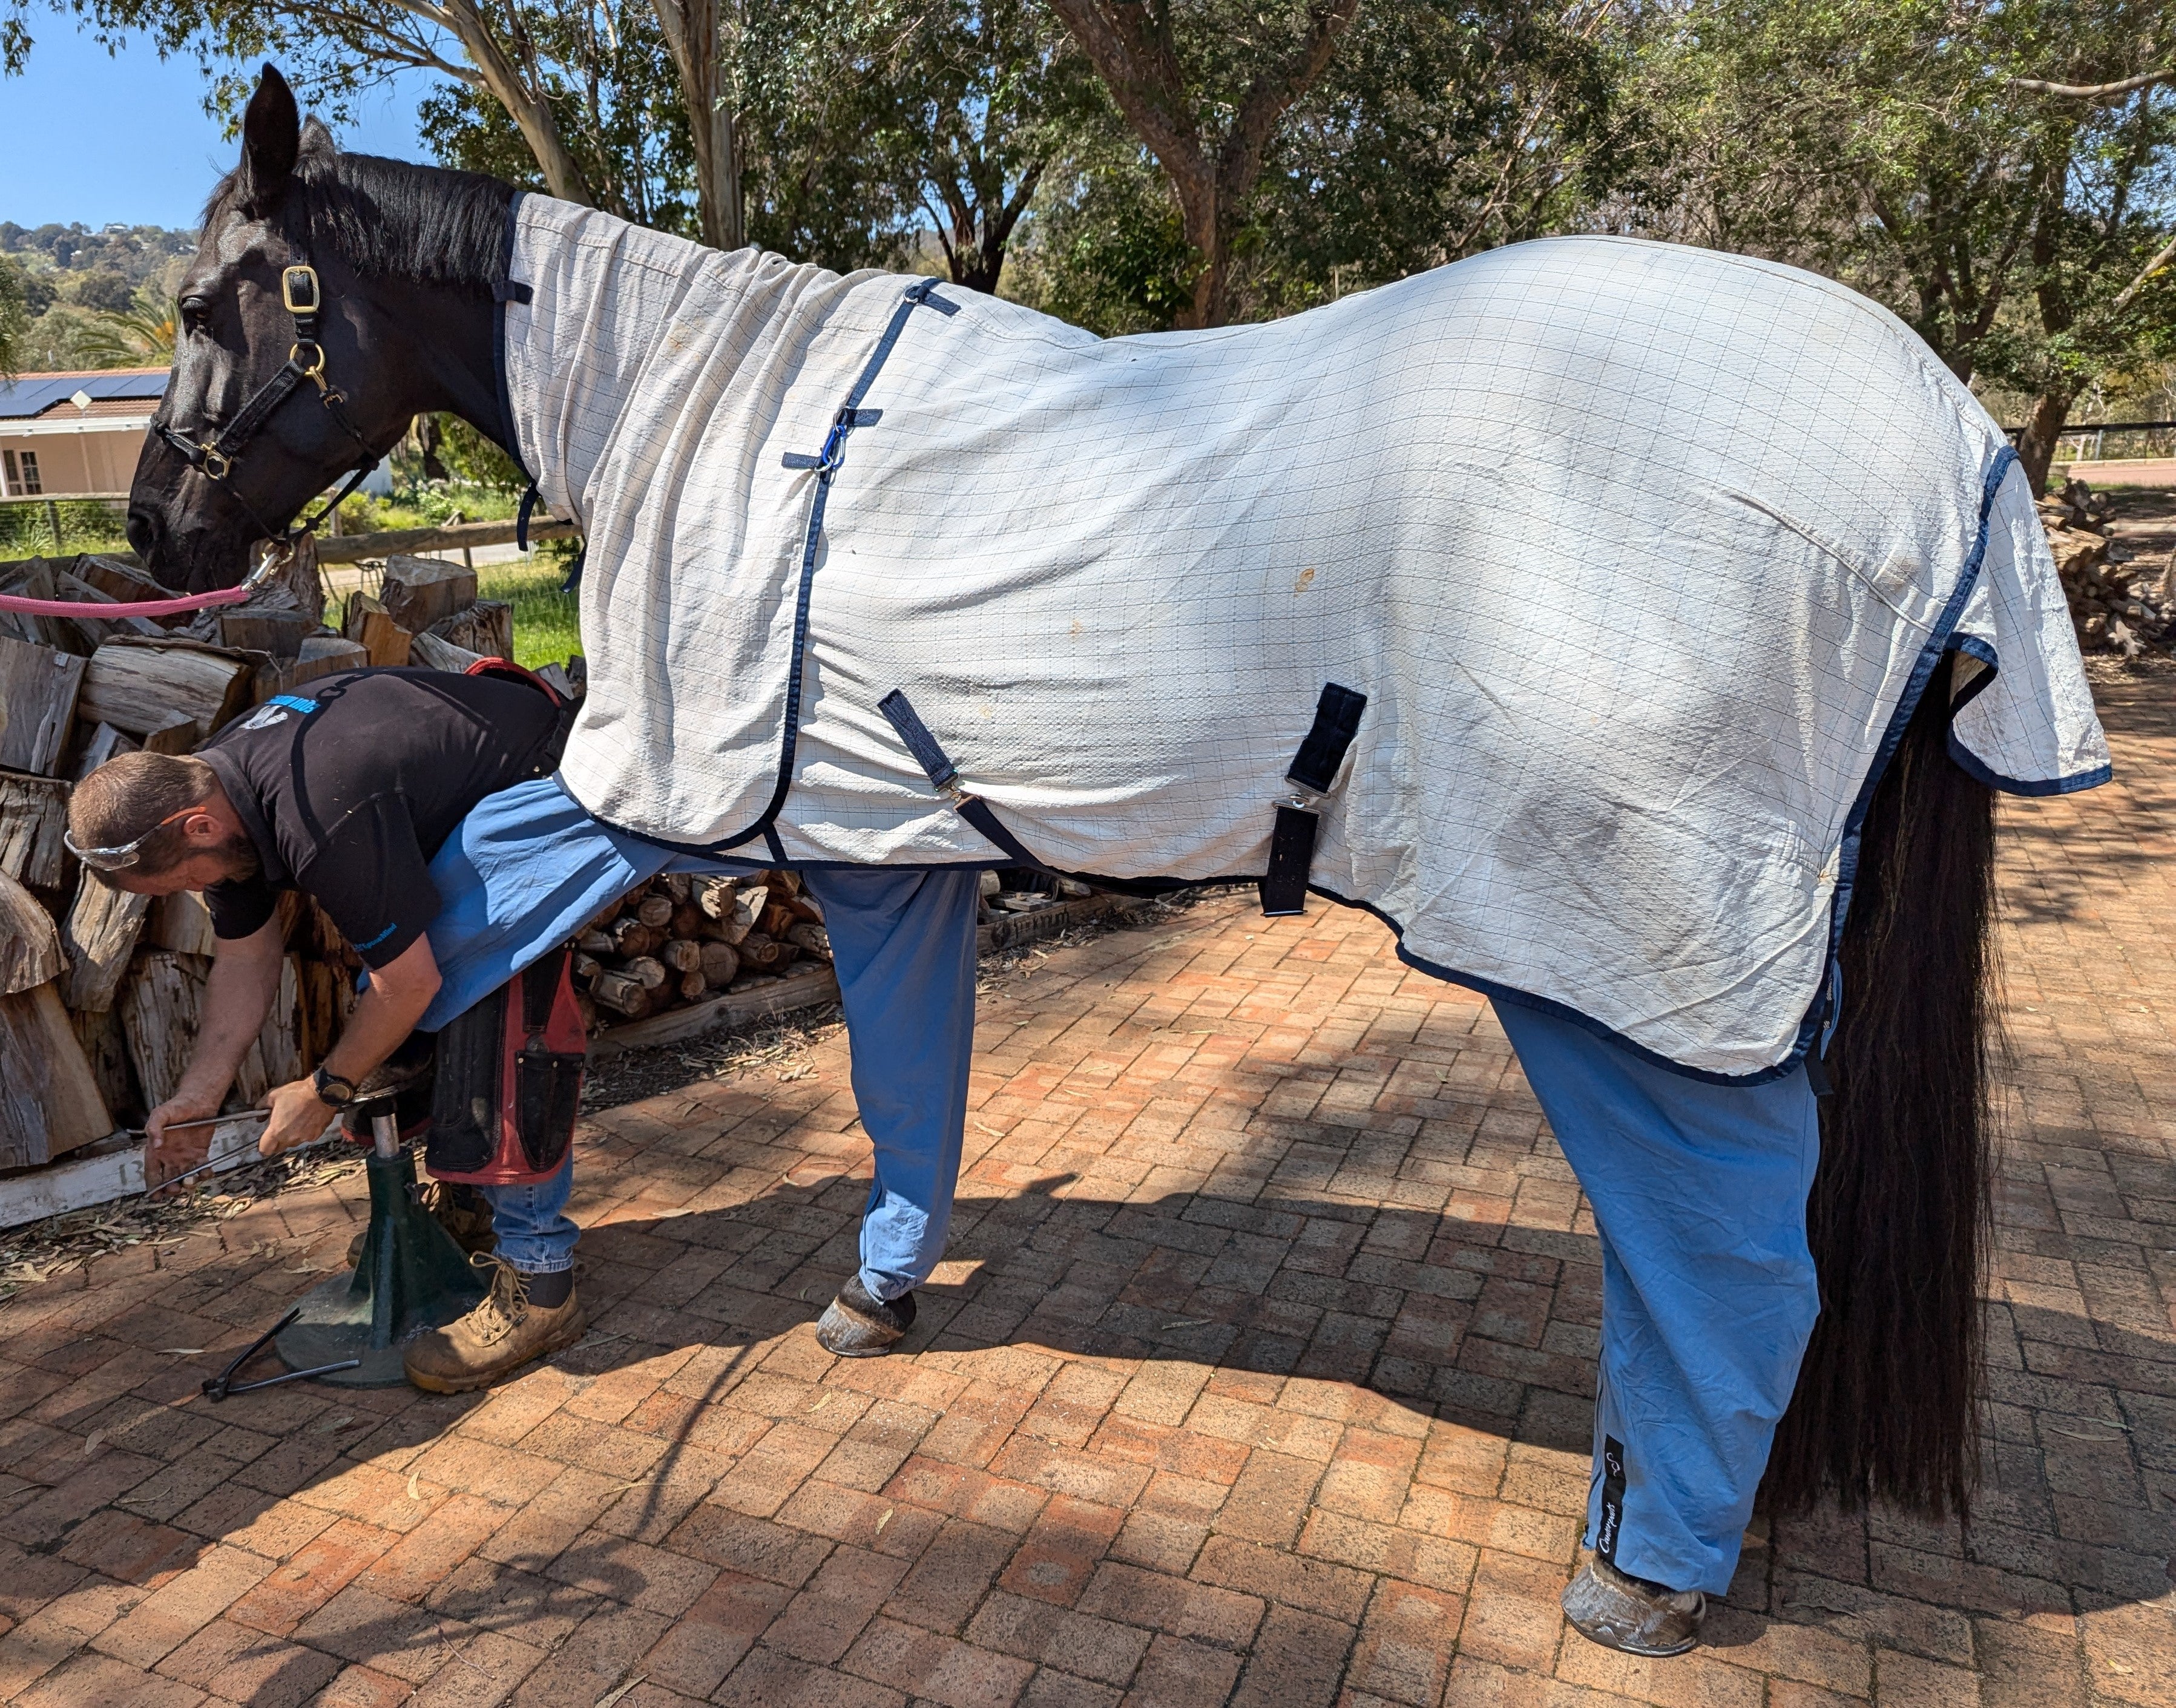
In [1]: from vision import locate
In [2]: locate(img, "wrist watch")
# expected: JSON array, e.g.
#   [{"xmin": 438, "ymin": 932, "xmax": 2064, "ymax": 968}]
[{"xmin": 312, "ymin": 1065, "xmax": 357, "ymax": 1108}]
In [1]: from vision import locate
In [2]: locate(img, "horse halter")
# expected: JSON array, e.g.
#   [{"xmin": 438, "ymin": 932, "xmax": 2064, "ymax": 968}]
[{"xmin": 153, "ymin": 261, "xmax": 384, "ymax": 559}]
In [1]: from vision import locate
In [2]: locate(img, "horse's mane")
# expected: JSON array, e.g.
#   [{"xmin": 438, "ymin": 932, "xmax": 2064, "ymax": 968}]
[{"xmin": 203, "ymin": 119, "xmax": 514, "ymax": 293}]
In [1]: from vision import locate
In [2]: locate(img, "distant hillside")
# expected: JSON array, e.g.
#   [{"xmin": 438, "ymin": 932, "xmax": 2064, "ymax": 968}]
[
  {"xmin": 0, "ymin": 223, "xmax": 197, "ymax": 289},
  {"xmin": 0, "ymin": 223, "xmax": 194, "ymax": 373}
]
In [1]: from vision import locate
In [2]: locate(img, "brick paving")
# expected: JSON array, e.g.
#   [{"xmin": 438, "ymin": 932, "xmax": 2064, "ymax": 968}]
[{"xmin": 1, "ymin": 679, "xmax": 2172, "ymax": 1707}]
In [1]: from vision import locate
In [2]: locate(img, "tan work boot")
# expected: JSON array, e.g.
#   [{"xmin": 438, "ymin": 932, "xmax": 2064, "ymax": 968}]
[
  {"xmin": 349, "ymin": 1177, "xmax": 496, "ymax": 1267},
  {"xmin": 403, "ymin": 1255, "xmax": 587, "ymax": 1393}
]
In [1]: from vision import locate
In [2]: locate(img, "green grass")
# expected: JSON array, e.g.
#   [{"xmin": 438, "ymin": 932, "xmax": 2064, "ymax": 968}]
[{"xmin": 481, "ymin": 552, "xmax": 582, "ymax": 670}]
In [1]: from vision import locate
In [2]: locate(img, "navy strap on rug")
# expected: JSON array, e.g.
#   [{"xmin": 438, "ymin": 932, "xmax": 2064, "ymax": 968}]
[
  {"xmin": 1260, "ymin": 683, "xmax": 1367, "ymax": 916},
  {"xmin": 877, "ymin": 689, "xmax": 1048, "ymax": 870},
  {"xmin": 713, "ymin": 278, "xmax": 957, "ymax": 852}
]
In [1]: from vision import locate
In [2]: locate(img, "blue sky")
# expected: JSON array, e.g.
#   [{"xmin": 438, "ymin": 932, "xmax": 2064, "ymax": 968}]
[{"xmin": 1, "ymin": 22, "xmax": 442, "ymax": 231}]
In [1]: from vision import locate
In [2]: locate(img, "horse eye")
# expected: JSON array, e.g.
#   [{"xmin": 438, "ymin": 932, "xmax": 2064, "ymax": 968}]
[{"xmin": 180, "ymin": 297, "xmax": 212, "ymax": 328}]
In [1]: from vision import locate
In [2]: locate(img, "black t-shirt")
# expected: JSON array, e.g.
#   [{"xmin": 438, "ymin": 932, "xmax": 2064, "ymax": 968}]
[{"xmin": 202, "ymin": 668, "xmax": 560, "ymax": 968}]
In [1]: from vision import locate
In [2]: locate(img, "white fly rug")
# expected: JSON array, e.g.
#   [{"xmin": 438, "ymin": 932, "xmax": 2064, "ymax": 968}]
[{"xmin": 504, "ymin": 195, "xmax": 2107, "ymax": 1078}]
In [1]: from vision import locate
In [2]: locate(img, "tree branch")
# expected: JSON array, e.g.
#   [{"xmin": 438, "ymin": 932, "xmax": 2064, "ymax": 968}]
[
  {"xmin": 2110, "ymin": 230, "xmax": 2176, "ymax": 315},
  {"xmin": 2013, "ymin": 69, "xmax": 2173, "ymax": 102}
]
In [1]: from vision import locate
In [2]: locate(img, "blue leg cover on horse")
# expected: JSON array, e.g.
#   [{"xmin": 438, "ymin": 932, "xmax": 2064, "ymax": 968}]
[
  {"xmin": 1493, "ymin": 999, "xmax": 1821, "ymax": 1597},
  {"xmin": 800, "ymin": 867, "xmax": 981, "ymax": 1303},
  {"xmin": 418, "ymin": 779, "xmax": 982, "ymax": 1291}
]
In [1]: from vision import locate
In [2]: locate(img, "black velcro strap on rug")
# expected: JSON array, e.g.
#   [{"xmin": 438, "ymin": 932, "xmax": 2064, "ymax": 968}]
[
  {"xmin": 878, "ymin": 689, "xmax": 961, "ymax": 790},
  {"xmin": 1287, "ymin": 683, "xmax": 1367, "ymax": 793},
  {"xmin": 1258, "ymin": 803, "xmax": 1319, "ymax": 917},
  {"xmin": 878, "ymin": 689, "xmax": 1047, "ymax": 869},
  {"xmin": 1257, "ymin": 683, "xmax": 1367, "ymax": 917}
]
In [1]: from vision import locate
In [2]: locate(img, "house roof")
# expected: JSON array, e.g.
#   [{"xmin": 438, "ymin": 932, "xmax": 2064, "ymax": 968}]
[{"xmin": 0, "ymin": 370, "xmax": 168, "ymax": 422}]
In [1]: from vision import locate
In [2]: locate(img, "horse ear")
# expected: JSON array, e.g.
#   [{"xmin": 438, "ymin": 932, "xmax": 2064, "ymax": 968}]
[{"xmin": 239, "ymin": 65, "xmax": 301, "ymax": 211}]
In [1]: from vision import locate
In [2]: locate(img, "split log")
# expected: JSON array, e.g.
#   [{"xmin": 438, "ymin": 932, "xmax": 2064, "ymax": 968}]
[
  {"xmin": 0, "ymin": 636, "xmax": 87, "ymax": 775},
  {"xmin": 571, "ymin": 953, "xmax": 601, "ymax": 985},
  {"xmin": 636, "ymin": 895, "xmax": 674, "ymax": 929},
  {"xmin": 0, "ymin": 870, "xmax": 63, "ymax": 993},
  {"xmin": 120, "ymin": 951, "xmax": 201, "ymax": 1109},
  {"xmin": 140, "ymin": 715, "xmax": 197, "ymax": 757},
  {"xmin": 625, "ymin": 955, "xmax": 668, "ymax": 990},
  {"xmin": 591, "ymin": 968, "xmax": 651, "ymax": 1019},
  {"xmin": 576, "ymin": 929, "xmax": 614, "ymax": 957},
  {"xmin": 429, "ymin": 601, "xmax": 513, "ymax": 662},
  {"xmin": 408, "ymin": 629, "xmax": 485, "ymax": 673},
  {"xmin": 343, "ymin": 594, "xmax": 413, "ymax": 668},
  {"xmin": 71, "ymin": 1002, "xmax": 139, "ymax": 1125},
  {"xmin": 760, "ymin": 901, "xmax": 800, "ymax": 940},
  {"xmin": 0, "ymin": 770, "xmax": 71, "ymax": 889},
  {"xmin": 62, "ymin": 869, "xmax": 153, "ymax": 1013},
  {"xmin": 535, "ymin": 659, "xmax": 585, "ymax": 701},
  {"xmin": 786, "ymin": 922, "xmax": 832, "ymax": 959},
  {"xmin": 669, "ymin": 902, "xmax": 705, "ymax": 941},
  {"xmin": 660, "ymin": 939, "xmax": 703, "ymax": 974},
  {"xmin": 678, "ymin": 970, "xmax": 707, "ymax": 1002},
  {"xmin": 660, "ymin": 873, "xmax": 692, "ymax": 904},
  {"xmin": 380, "ymin": 556, "xmax": 478, "ymax": 634},
  {"xmin": 72, "ymin": 552, "xmax": 176, "ymax": 609},
  {"xmin": 78, "ymin": 639, "xmax": 254, "ymax": 740},
  {"xmin": 0, "ymin": 560, "xmax": 74, "ymax": 652},
  {"xmin": 694, "ymin": 877, "xmax": 739, "ymax": 919},
  {"xmin": 698, "ymin": 940, "xmax": 740, "ymax": 987},
  {"xmin": 71, "ymin": 720, "xmax": 137, "ymax": 780},
  {"xmin": 0, "ymin": 983, "xmax": 114, "ymax": 1167},
  {"xmin": 215, "ymin": 609, "xmax": 316, "ymax": 658},
  {"xmin": 146, "ymin": 888, "xmax": 220, "ymax": 957},
  {"xmin": 294, "ymin": 635, "xmax": 370, "ymax": 685},
  {"xmin": 54, "ymin": 573, "xmax": 166, "ymax": 639}
]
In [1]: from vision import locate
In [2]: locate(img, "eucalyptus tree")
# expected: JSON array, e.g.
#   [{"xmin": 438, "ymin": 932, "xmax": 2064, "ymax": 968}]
[{"xmin": 1635, "ymin": 0, "xmax": 2176, "ymax": 491}]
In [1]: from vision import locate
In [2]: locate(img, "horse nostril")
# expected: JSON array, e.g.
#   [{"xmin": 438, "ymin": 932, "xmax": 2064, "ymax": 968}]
[{"xmin": 125, "ymin": 508, "xmax": 162, "ymax": 563}]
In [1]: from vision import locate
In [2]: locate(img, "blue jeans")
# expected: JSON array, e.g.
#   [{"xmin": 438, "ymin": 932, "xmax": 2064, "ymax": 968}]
[
  {"xmin": 1492, "ymin": 999, "xmax": 1822, "ymax": 1597},
  {"xmin": 479, "ymin": 1157, "xmax": 578, "ymax": 1275}
]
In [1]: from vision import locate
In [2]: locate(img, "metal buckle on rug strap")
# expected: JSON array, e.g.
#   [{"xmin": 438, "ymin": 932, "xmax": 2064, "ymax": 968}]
[{"xmin": 1260, "ymin": 683, "xmax": 1367, "ymax": 917}]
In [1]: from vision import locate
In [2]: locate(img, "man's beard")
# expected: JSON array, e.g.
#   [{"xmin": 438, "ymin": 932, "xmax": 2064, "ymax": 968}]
[{"xmin": 209, "ymin": 828, "xmax": 261, "ymax": 882}]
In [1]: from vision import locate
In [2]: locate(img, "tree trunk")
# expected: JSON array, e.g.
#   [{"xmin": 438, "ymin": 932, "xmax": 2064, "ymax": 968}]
[
  {"xmin": 442, "ymin": 0, "xmax": 599, "ymax": 208},
  {"xmin": 652, "ymin": 0, "xmax": 745, "ymax": 250},
  {"xmin": 2016, "ymin": 389, "xmax": 2076, "ymax": 498}
]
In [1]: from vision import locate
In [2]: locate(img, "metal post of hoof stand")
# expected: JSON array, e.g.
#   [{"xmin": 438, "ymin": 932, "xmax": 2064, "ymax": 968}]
[{"xmin": 271, "ymin": 1090, "xmax": 485, "ymax": 1387}]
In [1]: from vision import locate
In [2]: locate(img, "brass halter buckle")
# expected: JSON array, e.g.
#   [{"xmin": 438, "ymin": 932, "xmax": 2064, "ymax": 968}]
[
  {"xmin": 199, "ymin": 444, "xmax": 232, "ymax": 480},
  {"xmin": 280, "ymin": 264, "xmax": 322, "ymax": 316}
]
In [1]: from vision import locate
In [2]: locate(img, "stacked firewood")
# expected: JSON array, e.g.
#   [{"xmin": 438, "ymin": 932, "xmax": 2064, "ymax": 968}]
[
  {"xmin": 2038, "ymin": 479, "xmax": 2173, "ymax": 660},
  {"xmin": 571, "ymin": 869, "xmax": 832, "ymax": 1029},
  {"xmin": 338, "ymin": 554, "xmax": 536, "ymax": 676},
  {"xmin": 0, "ymin": 535, "xmax": 580, "ymax": 1171}
]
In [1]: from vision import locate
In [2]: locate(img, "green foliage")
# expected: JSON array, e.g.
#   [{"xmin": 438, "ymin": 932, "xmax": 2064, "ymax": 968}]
[
  {"xmin": 483, "ymin": 553, "xmax": 583, "ymax": 669},
  {"xmin": 0, "ymin": 257, "xmax": 25, "ymax": 378},
  {"xmin": 0, "ymin": 499, "xmax": 131, "ymax": 555},
  {"xmin": 413, "ymin": 1, "xmax": 699, "ymax": 235}
]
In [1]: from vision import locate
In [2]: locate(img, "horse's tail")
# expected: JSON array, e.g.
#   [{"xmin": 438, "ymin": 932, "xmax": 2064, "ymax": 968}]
[{"xmin": 1765, "ymin": 655, "xmax": 1998, "ymax": 1519}]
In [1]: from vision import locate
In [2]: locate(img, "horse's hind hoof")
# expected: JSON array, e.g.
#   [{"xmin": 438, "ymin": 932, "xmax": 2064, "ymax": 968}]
[
  {"xmin": 814, "ymin": 1276, "xmax": 916, "ymax": 1358},
  {"xmin": 1560, "ymin": 1559, "xmax": 1706, "ymax": 1657}
]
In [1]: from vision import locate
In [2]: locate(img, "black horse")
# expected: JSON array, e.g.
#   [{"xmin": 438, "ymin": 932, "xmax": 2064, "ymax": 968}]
[{"xmin": 128, "ymin": 64, "xmax": 1998, "ymax": 1522}]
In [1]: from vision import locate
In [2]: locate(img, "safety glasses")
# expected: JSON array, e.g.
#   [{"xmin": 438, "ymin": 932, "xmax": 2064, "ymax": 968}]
[{"xmin": 64, "ymin": 805, "xmax": 203, "ymax": 873}]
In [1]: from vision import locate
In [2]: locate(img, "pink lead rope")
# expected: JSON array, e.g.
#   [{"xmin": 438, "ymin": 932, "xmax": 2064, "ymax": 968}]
[
  {"xmin": 0, "ymin": 583, "xmax": 252, "ymax": 619},
  {"xmin": 0, "ymin": 543, "xmax": 292, "ymax": 619}
]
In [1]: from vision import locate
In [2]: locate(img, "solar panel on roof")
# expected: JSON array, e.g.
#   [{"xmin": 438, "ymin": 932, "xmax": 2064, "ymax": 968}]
[{"xmin": 0, "ymin": 372, "xmax": 167, "ymax": 421}]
